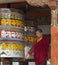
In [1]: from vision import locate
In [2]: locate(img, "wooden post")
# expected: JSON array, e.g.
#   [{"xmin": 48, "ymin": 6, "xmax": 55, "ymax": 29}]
[
  {"xmin": 51, "ymin": 9, "xmax": 58, "ymax": 65},
  {"xmin": 44, "ymin": 0, "xmax": 57, "ymax": 64},
  {"xmin": 50, "ymin": 0, "xmax": 58, "ymax": 64}
]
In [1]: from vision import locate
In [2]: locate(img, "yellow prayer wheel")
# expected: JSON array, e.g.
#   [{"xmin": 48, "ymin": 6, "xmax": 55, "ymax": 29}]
[{"xmin": 0, "ymin": 8, "xmax": 25, "ymax": 58}]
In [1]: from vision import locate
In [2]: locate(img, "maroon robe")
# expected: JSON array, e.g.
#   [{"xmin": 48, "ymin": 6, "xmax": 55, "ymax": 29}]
[{"xmin": 28, "ymin": 36, "xmax": 50, "ymax": 65}]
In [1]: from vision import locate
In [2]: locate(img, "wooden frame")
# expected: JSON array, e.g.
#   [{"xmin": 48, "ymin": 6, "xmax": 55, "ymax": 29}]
[{"xmin": 0, "ymin": 0, "xmax": 25, "ymax": 4}]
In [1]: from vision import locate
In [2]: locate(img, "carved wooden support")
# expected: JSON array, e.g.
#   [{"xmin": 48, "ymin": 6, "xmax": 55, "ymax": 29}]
[{"xmin": 51, "ymin": 7, "xmax": 58, "ymax": 65}]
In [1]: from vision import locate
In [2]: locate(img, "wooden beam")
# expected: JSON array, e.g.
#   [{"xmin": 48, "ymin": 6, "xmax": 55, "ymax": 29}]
[
  {"xmin": 0, "ymin": 0, "xmax": 26, "ymax": 4},
  {"xmin": 26, "ymin": 11, "xmax": 51, "ymax": 17}
]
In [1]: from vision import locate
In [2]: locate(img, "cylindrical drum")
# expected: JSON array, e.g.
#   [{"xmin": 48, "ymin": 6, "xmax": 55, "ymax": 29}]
[
  {"xmin": 0, "ymin": 8, "xmax": 25, "ymax": 58},
  {"xmin": 24, "ymin": 20, "xmax": 37, "ymax": 59}
]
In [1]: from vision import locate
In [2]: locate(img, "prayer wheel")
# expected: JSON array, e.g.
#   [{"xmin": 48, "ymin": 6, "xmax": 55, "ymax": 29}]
[{"xmin": 0, "ymin": 8, "xmax": 25, "ymax": 58}]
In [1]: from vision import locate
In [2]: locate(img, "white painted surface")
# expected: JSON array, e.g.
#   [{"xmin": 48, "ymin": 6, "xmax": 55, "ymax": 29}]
[
  {"xmin": 38, "ymin": 25, "xmax": 50, "ymax": 34},
  {"xmin": 12, "ymin": 62, "xmax": 19, "ymax": 65},
  {"xmin": 1, "ymin": 62, "xmax": 2, "ymax": 65},
  {"xmin": 28, "ymin": 61, "xmax": 51, "ymax": 65},
  {"xmin": 29, "ymin": 62, "xmax": 35, "ymax": 65},
  {"xmin": 0, "ymin": 62, "xmax": 2, "ymax": 65}
]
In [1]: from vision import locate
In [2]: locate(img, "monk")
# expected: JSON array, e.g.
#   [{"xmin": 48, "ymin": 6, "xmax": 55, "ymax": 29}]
[{"xmin": 25, "ymin": 29, "xmax": 50, "ymax": 65}]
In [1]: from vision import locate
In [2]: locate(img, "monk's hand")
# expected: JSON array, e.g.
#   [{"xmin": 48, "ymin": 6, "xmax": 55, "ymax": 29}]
[
  {"xmin": 25, "ymin": 53, "xmax": 30, "ymax": 59},
  {"xmin": 47, "ymin": 59, "xmax": 51, "ymax": 65}
]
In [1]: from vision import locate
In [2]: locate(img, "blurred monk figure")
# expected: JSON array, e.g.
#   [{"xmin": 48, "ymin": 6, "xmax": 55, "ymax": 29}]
[{"xmin": 25, "ymin": 29, "xmax": 50, "ymax": 65}]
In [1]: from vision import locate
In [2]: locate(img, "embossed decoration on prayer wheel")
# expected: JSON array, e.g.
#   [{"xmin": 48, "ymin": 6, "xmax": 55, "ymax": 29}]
[{"xmin": 0, "ymin": 8, "xmax": 25, "ymax": 58}]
